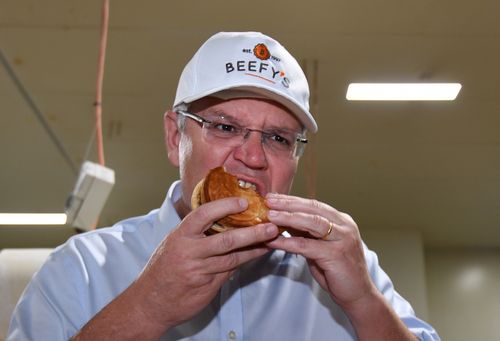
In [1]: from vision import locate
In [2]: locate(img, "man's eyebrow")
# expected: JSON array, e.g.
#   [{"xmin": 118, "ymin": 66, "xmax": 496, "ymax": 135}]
[
  {"xmin": 266, "ymin": 127, "xmax": 302, "ymax": 136},
  {"xmin": 202, "ymin": 110, "xmax": 302, "ymax": 132},
  {"xmin": 264, "ymin": 122, "xmax": 302, "ymax": 133},
  {"xmin": 204, "ymin": 110, "xmax": 238, "ymax": 122}
]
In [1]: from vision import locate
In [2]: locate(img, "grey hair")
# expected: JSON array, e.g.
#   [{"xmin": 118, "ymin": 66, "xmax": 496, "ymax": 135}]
[{"xmin": 173, "ymin": 103, "xmax": 189, "ymax": 131}]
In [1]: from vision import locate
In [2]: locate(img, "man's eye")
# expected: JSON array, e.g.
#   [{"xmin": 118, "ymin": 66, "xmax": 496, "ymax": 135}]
[
  {"xmin": 213, "ymin": 123, "xmax": 237, "ymax": 133},
  {"xmin": 270, "ymin": 134, "xmax": 291, "ymax": 146},
  {"xmin": 206, "ymin": 119, "xmax": 243, "ymax": 138}
]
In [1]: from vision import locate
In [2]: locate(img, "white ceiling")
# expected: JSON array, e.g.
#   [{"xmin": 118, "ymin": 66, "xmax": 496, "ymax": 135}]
[{"xmin": 1, "ymin": 0, "xmax": 499, "ymax": 248}]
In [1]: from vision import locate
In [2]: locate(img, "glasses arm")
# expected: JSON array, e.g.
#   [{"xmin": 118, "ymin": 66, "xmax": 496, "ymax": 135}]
[{"xmin": 177, "ymin": 110, "xmax": 211, "ymax": 125}]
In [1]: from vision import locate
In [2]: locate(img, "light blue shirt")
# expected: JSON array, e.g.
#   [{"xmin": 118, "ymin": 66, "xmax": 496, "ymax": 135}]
[{"xmin": 8, "ymin": 181, "xmax": 440, "ymax": 340}]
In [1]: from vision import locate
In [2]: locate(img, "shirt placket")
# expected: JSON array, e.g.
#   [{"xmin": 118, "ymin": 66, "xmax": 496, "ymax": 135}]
[{"xmin": 219, "ymin": 271, "xmax": 244, "ymax": 341}]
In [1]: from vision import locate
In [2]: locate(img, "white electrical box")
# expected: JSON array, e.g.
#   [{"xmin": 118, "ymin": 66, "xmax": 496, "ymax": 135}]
[{"xmin": 65, "ymin": 161, "xmax": 115, "ymax": 230}]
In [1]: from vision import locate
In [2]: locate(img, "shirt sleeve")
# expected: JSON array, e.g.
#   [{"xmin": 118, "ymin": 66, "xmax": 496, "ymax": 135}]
[{"xmin": 363, "ymin": 244, "xmax": 441, "ymax": 341}]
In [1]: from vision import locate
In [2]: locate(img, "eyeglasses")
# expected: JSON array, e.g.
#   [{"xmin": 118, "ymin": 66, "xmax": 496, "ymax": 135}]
[{"xmin": 177, "ymin": 110, "xmax": 307, "ymax": 158}]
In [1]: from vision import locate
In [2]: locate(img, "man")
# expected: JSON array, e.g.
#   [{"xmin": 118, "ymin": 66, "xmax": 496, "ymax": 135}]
[{"xmin": 8, "ymin": 32, "xmax": 439, "ymax": 340}]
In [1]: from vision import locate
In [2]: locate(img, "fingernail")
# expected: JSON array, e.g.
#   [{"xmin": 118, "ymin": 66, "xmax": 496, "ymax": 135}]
[
  {"xmin": 266, "ymin": 224, "xmax": 277, "ymax": 234},
  {"xmin": 239, "ymin": 198, "xmax": 248, "ymax": 208},
  {"xmin": 266, "ymin": 194, "xmax": 278, "ymax": 204},
  {"xmin": 268, "ymin": 210, "xmax": 278, "ymax": 217}
]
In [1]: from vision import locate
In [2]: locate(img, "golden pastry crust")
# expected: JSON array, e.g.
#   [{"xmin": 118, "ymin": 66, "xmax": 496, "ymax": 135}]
[{"xmin": 191, "ymin": 167, "xmax": 269, "ymax": 233}]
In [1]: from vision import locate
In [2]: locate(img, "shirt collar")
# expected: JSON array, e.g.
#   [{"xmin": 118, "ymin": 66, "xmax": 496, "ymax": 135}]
[{"xmin": 153, "ymin": 180, "xmax": 183, "ymax": 242}]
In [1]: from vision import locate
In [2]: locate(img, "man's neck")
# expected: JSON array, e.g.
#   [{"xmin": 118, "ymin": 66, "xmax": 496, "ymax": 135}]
[{"xmin": 173, "ymin": 198, "xmax": 190, "ymax": 219}]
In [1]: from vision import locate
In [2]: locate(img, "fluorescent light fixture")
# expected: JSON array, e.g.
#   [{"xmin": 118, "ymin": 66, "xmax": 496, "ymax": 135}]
[
  {"xmin": 0, "ymin": 213, "xmax": 67, "ymax": 225},
  {"xmin": 346, "ymin": 83, "xmax": 462, "ymax": 101}
]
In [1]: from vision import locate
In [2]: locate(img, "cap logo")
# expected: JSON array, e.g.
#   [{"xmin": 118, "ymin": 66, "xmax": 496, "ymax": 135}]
[
  {"xmin": 224, "ymin": 43, "xmax": 290, "ymax": 89},
  {"xmin": 253, "ymin": 43, "xmax": 271, "ymax": 60}
]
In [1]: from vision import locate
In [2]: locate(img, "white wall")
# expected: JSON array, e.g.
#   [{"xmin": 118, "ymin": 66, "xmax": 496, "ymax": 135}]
[
  {"xmin": 426, "ymin": 248, "xmax": 500, "ymax": 341},
  {"xmin": 360, "ymin": 229, "xmax": 500, "ymax": 341},
  {"xmin": 362, "ymin": 228, "xmax": 429, "ymax": 319},
  {"xmin": 0, "ymin": 249, "xmax": 53, "ymax": 340}
]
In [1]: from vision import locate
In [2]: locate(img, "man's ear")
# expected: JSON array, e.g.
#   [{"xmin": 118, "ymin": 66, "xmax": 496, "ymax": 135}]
[{"xmin": 164, "ymin": 110, "xmax": 181, "ymax": 167}]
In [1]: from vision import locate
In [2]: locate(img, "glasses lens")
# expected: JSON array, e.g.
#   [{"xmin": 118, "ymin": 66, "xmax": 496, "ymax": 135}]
[
  {"xmin": 262, "ymin": 130, "xmax": 295, "ymax": 151},
  {"xmin": 196, "ymin": 114, "xmax": 305, "ymax": 158},
  {"xmin": 293, "ymin": 139, "xmax": 306, "ymax": 157},
  {"xmin": 204, "ymin": 120, "xmax": 242, "ymax": 139}
]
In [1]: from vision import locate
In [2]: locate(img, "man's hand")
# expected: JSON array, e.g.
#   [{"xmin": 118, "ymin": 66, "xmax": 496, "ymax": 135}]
[
  {"xmin": 72, "ymin": 197, "xmax": 279, "ymax": 340},
  {"xmin": 264, "ymin": 193, "xmax": 375, "ymax": 308},
  {"xmin": 264, "ymin": 193, "xmax": 418, "ymax": 341},
  {"xmin": 140, "ymin": 196, "xmax": 279, "ymax": 330}
]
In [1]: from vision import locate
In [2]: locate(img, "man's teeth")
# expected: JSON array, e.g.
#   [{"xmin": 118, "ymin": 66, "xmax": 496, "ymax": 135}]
[{"xmin": 238, "ymin": 179, "xmax": 257, "ymax": 190}]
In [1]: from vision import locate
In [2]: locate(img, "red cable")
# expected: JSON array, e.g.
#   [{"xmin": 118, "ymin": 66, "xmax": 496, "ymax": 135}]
[{"xmin": 95, "ymin": 0, "xmax": 110, "ymax": 166}]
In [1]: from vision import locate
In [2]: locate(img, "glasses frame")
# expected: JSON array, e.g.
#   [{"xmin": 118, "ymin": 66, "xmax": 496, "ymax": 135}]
[{"xmin": 176, "ymin": 110, "xmax": 308, "ymax": 158}]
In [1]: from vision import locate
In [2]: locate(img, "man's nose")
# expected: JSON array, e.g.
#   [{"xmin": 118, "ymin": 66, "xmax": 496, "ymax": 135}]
[{"xmin": 233, "ymin": 130, "xmax": 268, "ymax": 169}]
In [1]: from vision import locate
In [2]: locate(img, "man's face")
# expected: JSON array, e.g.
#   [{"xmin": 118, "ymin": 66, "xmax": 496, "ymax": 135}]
[{"xmin": 165, "ymin": 97, "xmax": 302, "ymax": 216}]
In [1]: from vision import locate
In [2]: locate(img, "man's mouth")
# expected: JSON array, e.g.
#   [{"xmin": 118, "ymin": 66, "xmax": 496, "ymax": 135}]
[{"xmin": 238, "ymin": 179, "xmax": 257, "ymax": 191}]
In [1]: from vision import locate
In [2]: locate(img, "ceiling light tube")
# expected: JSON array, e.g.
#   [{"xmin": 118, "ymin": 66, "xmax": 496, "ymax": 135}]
[
  {"xmin": 346, "ymin": 83, "xmax": 462, "ymax": 101},
  {"xmin": 0, "ymin": 213, "xmax": 67, "ymax": 225}
]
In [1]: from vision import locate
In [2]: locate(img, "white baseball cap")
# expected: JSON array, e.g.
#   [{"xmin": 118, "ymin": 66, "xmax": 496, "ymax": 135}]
[{"xmin": 173, "ymin": 31, "xmax": 318, "ymax": 133}]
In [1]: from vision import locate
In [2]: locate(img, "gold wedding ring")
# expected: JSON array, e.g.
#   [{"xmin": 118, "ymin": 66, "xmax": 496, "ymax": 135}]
[{"xmin": 322, "ymin": 221, "xmax": 334, "ymax": 240}]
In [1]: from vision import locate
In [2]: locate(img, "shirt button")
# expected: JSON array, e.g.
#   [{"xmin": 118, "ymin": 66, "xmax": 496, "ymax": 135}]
[{"xmin": 227, "ymin": 330, "xmax": 237, "ymax": 340}]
